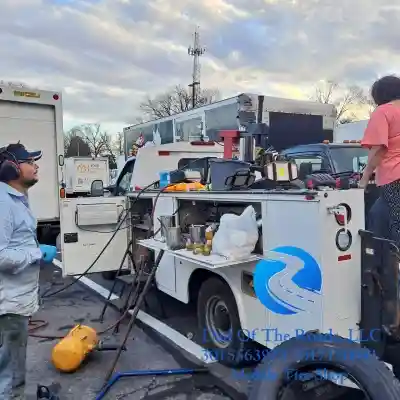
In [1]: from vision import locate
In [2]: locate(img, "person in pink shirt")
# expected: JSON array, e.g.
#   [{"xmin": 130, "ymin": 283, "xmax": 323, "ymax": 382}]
[{"xmin": 360, "ymin": 75, "xmax": 400, "ymax": 243}]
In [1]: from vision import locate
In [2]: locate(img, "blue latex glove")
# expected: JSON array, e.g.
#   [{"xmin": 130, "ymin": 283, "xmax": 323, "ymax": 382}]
[{"xmin": 39, "ymin": 244, "xmax": 57, "ymax": 264}]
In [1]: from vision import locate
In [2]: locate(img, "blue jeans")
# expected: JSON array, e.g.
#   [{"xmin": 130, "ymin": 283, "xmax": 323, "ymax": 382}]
[
  {"xmin": 367, "ymin": 195, "xmax": 389, "ymax": 238},
  {"xmin": 0, "ymin": 314, "xmax": 28, "ymax": 399}
]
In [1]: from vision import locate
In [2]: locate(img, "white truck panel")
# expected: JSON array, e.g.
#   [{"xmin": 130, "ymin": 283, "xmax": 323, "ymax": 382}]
[
  {"xmin": 334, "ymin": 120, "xmax": 369, "ymax": 142},
  {"xmin": 0, "ymin": 84, "xmax": 64, "ymax": 223},
  {"xmin": 60, "ymin": 196, "xmax": 129, "ymax": 276},
  {"xmin": 65, "ymin": 157, "xmax": 110, "ymax": 194},
  {"xmin": 0, "ymin": 98, "xmax": 61, "ymax": 221}
]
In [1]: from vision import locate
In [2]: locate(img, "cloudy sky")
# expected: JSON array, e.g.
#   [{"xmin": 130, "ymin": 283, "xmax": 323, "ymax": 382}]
[{"xmin": 1, "ymin": 0, "xmax": 397, "ymax": 133}]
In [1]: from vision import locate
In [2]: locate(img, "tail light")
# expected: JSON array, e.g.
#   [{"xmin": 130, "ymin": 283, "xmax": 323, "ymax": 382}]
[
  {"xmin": 60, "ymin": 187, "xmax": 65, "ymax": 198},
  {"xmin": 334, "ymin": 203, "xmax": 351, "ymax": 225}
]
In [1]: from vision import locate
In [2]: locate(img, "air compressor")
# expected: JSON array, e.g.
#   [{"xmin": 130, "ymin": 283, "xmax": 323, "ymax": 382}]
[{"xmin": 51, "ymin": 324, "xmax": 124, "ymax": 373}]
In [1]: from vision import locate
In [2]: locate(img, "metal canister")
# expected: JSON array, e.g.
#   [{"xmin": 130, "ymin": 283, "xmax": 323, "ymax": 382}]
[
  {"xmin": 165, "ymin": 227, "xmax": 183, "ymax": 250},
  {"xmin": 158, "ymin": 215, "xmax": 174, "ymax": 241},
  {"xmin": 189, "ymin": 225, "xmax": 206, "ymax": 244}
]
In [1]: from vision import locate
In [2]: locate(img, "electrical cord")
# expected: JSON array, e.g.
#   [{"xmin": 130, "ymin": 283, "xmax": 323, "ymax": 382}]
[{"xmin": 41, "ymin": 180, "xmax": 159, "ymax": 299}]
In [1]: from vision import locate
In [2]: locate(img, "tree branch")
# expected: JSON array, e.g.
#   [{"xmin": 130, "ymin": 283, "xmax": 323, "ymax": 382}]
[{"xmin": 138, "ymin": 85, "xmax": 220, "ymax": 120}]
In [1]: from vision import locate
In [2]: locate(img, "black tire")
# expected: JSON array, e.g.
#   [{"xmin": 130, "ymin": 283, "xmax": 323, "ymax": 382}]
[
  {"xmin": 197, "ymin": 277, "xmax": 257, "ymax": 367},
  {"xmin": 101, "ymin": 271, "xmax": 118, "ymax": 280},
  {"xmin": 248, "ymin": 333, "xmax": 400, "ymax": 400},
  {"xmin": 101, "ymin": 269, "xmax": 131, "ymax": 281}
]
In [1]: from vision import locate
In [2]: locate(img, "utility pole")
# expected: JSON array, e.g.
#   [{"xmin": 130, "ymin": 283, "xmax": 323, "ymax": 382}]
[{"xmin": 188, "ymin": 26, "xmax": 205, "ymax": 109}]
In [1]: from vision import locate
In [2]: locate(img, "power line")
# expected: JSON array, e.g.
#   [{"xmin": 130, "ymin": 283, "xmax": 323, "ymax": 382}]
[{"xmin": 187, "ymin": 26, "xmax": 205, "ymax": 109}]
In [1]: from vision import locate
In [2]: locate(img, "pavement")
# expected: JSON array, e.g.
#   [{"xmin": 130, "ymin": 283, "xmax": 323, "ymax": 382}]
[{"xmin": 24, "ymin": 265, "xmax": 242, "ymax": 400}]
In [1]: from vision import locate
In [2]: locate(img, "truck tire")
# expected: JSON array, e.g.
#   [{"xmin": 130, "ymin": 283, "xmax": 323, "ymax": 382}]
[
  {"xmin": 102, "ymin": 271, "xmax": 118, "ymax": 281},
  {"xmin": 101, "ymin": 270, "xmax": 131, "ymax": 281},
  {"xmin": 248, "ymin": 333, "xmax": 400, "ymax": 400},
  {"xmin": 197, "ymin": 277, "xmax": 257, "ymax": 368}
]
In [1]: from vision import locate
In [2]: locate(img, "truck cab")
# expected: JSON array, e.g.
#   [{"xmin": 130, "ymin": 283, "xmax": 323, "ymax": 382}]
[
  {"xmin": 280, "ymin": 142, "xmax": 368, "ymax": 178},
  {"xmin": 280, "ymin": 141, "xmax": 379, "ymax": 216}
]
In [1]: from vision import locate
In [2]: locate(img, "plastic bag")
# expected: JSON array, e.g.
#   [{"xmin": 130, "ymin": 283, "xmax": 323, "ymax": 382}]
[{"xmin": 212, "ymin": 205, "xmax": 259, "ymax": 260}]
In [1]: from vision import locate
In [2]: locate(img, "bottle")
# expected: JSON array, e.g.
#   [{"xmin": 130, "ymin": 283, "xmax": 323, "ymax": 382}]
[
  {"xmin": 185, "ymin": 238, "xmax": 193, "ymax": 251},
  {"xmin": 202, "ymin": 240, "xmax": 212, "ymax": 256}
]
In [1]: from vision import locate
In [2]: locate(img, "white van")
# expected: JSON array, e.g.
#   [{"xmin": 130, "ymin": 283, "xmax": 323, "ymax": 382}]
[{"xmin": 108, "ymin": 142, "xmax": 225, "ymax": 196}]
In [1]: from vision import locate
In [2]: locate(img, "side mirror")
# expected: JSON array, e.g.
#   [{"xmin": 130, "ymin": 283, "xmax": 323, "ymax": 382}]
[{"xmin": 90, "ymin": 180, "xmax": 104, "ymax": 197}]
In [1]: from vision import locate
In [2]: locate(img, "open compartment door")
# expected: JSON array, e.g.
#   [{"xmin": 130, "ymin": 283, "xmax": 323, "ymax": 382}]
[{"xmin": 59, "ymin": 196, "xmax": 130, "ymax": 276}]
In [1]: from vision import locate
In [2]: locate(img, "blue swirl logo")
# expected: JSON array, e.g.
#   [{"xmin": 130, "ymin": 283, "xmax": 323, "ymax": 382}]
[{"xmin": 254, "ymin": 246, "xmax": 322, "ymax": 315}]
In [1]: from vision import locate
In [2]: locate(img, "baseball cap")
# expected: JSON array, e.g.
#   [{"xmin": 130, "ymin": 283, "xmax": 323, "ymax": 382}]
[{"xmin": 5, "ymin": 143, "xmax": 42, "ymax": 162}]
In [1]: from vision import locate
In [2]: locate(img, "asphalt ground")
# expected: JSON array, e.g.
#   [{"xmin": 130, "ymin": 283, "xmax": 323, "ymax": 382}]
[{"xmin": 23, "ymin": 265, "xmax": 243, "ymax": 400}]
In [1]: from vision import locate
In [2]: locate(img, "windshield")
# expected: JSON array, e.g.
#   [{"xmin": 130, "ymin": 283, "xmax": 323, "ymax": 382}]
[
  {"xmin": 329, "ymin": 146, "xmax": 368, "ymax": 174},
  {"xmin": 116, "ymin": 160, "xmax": 135, "ymax": 194}
]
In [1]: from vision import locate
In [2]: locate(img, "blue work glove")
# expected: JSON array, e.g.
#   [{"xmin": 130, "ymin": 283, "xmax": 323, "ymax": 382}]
[{"xmin": 39, "ymin": 244, "xmax": 57, "ymax": 264}]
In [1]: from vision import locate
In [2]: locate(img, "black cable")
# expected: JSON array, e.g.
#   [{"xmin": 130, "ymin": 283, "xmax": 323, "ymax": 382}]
[{"xmin": 41, "ymin": 180, "xmax": 158, "ymax": 298}]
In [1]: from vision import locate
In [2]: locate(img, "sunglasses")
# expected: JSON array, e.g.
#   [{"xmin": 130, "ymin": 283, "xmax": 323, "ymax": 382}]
[{"xmin": 19, "ymin": 159, "xmax": 37, "ymax": 165}]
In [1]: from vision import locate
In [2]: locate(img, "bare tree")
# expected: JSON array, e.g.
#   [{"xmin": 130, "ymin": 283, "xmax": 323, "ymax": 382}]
[
  {"xmin": 139, "ymin": 85, "xmax": 220, "ymax": 119},
  {"xmin": 101, "ymin": 132, "xmax": 125, "ymax": 169},
  {"xmin": 63, "ymin": 124, "xmax": 124, "ymax": 169},
  {"xmin": 365, "ymin": 97, "xmax": 376, "ymax": 117},
  {"xmin": 73, "ymin": 123, "xmax": 110, "ymax": 157},
  {"xmin": 312, "ymin": 80, "xmax": 368, "ymax": 124},
  {"xmin": 64, "ymin": 128, "xmax": 91, "ymax": 157},
  {"xmin": 112, "ymin": 132, "xmax": 125, "ymax": 156},
  {"xmin": 338, "ymin": 117, "xmax": 354, "ymax": 125}
]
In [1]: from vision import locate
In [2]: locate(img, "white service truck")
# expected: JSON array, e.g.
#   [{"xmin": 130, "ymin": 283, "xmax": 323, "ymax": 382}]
[
  {"xmin": 64, "ymin": 156, "xmax": 110, "ymax": 196},
  {"xmin": 58, "ymin": 140, "xmax": 400, "ymax": 399},
  {"xmin": 0, "ymin": 83, "xmax": 65, "ymax": 244},
  {"xmin": 56, "ymin": 94, "xmax": 400, "ymax": 398}
]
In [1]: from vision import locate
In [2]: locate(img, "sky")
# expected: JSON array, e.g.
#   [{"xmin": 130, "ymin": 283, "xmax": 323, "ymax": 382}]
[{"xmin": 1, "ymin": 0, "xmax": 398, "ymax": 134}]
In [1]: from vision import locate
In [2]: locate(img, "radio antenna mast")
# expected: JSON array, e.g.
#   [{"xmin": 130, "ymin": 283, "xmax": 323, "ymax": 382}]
[{"xmin": 188, "ymin": 26, "xmax": 205, "ymax": 109}]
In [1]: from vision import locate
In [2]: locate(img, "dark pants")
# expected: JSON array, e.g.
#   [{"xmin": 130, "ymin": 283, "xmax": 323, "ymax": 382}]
[
  {"xmin": 380, "ymin": 181, "xmax": 400, "ymax": 245},
  {"xmin": 367, "ymin": 194, "xmax": 390, "ymax": 238},
  {"xmin": 367, "ymin": 190, "xmax": 400, "ymax": 301},
  {"xmin": 0, "ymin": 314, "xmax": 29, "ymax": 399}
]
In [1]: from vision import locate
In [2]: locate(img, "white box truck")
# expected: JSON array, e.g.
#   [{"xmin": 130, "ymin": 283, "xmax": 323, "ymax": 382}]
[
  {"xmin": 0, "ymin": 82, "xmax": 64, "ymax": 244},
  {"xmin": 333, "ymin": 120, "xmax": 369, "ymax": 142},
  {"xmin": 65, "ymin": 156, "xmax": 110, "ymax": 196}
]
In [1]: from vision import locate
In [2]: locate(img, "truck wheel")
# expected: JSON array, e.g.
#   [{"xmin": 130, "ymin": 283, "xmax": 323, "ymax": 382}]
[
  {"xmin": 248, "ymin": 333, "xmax": 400, "ymax": 400},
  {"xmin": 197, "ymin": 277, "xmax": 256, "ymax": 367},
  {"xmin": 101, "ymin": 271, "xmax": 118, "ymax": 281},
  {"xmin": 101, "ymin": 270, "xmax": 131, "ymax": 281}
]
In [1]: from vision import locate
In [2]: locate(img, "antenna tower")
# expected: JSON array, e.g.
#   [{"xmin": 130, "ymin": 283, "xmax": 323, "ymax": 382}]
[{"xmin": 188, "ymin": 26, "xmax": 205, "ymax": 108}]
